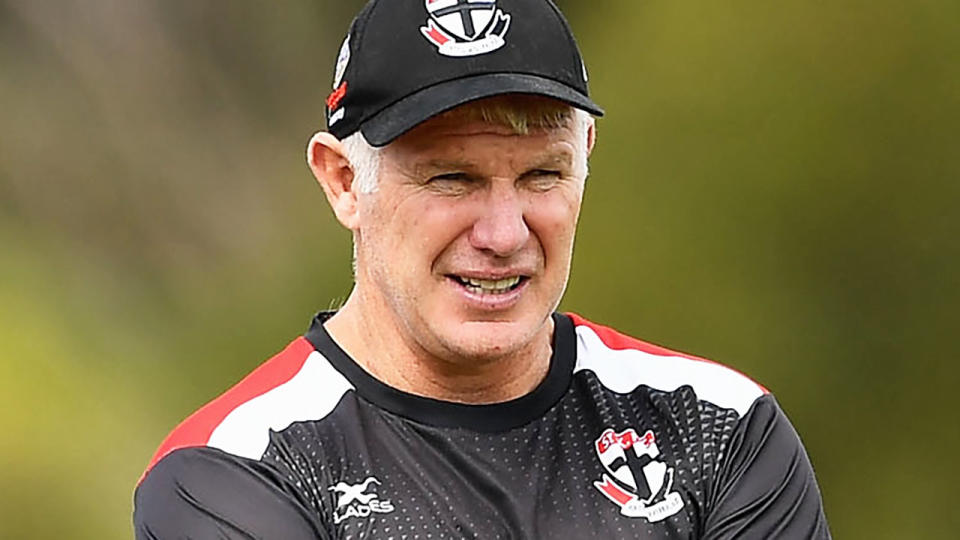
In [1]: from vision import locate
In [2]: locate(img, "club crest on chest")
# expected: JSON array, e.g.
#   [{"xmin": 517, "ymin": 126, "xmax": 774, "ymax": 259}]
[{"xmin": 592, "ymin": 427, "xmax": 685, "ymax": 522}]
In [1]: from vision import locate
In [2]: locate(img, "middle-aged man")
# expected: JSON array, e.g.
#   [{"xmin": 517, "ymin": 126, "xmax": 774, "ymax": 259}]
[{"xmin": 134, "ymin": 1, "xmax": 831, "ymax": 538}]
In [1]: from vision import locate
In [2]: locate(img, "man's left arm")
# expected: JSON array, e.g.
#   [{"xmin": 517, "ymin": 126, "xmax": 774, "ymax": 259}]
[{"xmin": 703, "ymin": 394, "xmax": 831, "ymax": 539}]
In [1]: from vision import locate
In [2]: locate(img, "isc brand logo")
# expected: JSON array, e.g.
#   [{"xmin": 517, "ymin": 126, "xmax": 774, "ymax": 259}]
[{"xmin": 330, "ymin": 476, "xmax": 395, "ymax": 524}]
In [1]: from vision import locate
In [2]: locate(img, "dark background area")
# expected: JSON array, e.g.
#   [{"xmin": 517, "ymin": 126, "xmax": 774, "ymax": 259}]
[{"xmin": 1, "ymin": 1, "xmax": 957, "ymax": 537}]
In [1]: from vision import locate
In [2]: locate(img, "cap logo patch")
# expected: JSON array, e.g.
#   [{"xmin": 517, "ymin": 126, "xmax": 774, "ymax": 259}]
[{"xmin": 421, "ymin": 0, "xmax": 511, "ymax": 57}]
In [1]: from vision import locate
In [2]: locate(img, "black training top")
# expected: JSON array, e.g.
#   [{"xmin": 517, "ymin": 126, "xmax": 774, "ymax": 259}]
[{"xmin": 134, "ymin": 312, "xmax": 830, "ymax": 539}]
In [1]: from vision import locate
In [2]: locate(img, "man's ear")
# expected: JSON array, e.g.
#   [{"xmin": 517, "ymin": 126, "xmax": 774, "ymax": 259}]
[
  {"xmin": 307, "ymin": 131, "xmax": 359, "ymax": 230},
  {"xmin": 586, "ymin": 118, "xmax": 597, "ymax": 157}
]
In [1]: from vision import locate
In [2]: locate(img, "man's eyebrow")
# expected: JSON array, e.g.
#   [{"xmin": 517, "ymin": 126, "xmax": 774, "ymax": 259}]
[
  {"xmin": 411, "ymin": 150, "xmax": 575, "ymax": 176},
  {"xmin": 415, "ymin": 159, "xmax": 476, "ymax": 173},
  {"xmin": 527, "ymin": 150, "xmax": 575, "ymax": 170}
]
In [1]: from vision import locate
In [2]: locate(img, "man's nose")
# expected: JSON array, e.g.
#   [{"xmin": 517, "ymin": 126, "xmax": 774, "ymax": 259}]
[{"xmin": 468, "ymin": 184, "xmax": 530, "ymax": 257}]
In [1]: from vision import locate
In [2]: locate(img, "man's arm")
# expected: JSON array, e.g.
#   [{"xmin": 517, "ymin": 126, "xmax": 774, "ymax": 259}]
[
  {"xmin": 703, "ymin": 395, "xmax": 831, "ymax": 539},
  {"xmin": 134, "ymin": 446, "xmax": 327, "ymax": 540}
]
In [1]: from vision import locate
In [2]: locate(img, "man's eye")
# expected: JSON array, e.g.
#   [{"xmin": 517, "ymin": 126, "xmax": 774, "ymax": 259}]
[
  {"xmin": 430, "ymin": 172, "xmax": 471, "ymax": 182},
  {"xmin": 425, "ymin": 172, "xmax": 474, "ymax": 194},
  {"xmin": 523, "ymin": 170, "xmax": 563, "ymax": 190}
]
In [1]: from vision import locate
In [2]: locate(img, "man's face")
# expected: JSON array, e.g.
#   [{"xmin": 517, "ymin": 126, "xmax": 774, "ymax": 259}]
[{"xmin": 354, "ymin": 102, "xmax": 588, "ymax": 364}]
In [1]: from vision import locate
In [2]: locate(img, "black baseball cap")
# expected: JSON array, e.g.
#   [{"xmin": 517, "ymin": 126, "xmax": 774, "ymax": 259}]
[{"xmin": 325, "ymin": 0, "xmax": 604, "ymax": 147}]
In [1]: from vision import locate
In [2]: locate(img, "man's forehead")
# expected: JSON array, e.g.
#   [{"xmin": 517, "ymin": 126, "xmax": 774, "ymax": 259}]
[{"xmin": 394, "ymin": 139, "xmax": 578, "ymax": 183}]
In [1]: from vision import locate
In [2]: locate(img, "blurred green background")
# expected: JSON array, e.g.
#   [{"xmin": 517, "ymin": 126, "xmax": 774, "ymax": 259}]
[{"xmin": 1, "ymin": 0, "xmax": 957, "ymax": 538}]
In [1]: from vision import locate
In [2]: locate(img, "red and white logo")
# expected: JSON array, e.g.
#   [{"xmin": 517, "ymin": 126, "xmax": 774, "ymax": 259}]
[
  {"xmin": 593, "ymin": 428, "xmax": 685, "ymax": 522},
  {"xmin": 420, "ymin": 0, "xmax": 511, "ymax": 57}
]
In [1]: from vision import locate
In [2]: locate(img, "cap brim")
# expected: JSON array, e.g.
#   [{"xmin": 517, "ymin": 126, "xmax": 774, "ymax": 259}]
[{"xmin": 359, "ymin": 73, "xmax": 604, "ymax": 147}]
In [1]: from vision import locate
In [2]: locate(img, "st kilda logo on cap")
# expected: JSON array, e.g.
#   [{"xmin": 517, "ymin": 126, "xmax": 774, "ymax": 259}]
[{"xmin": 420, "ymin": 0, "xmax": 511, "ymax": 57}]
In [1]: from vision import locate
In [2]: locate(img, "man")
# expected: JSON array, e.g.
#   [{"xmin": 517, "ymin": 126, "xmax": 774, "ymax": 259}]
[{"xmin": 134, "ymin": 0, "xmax": 830, "ymax": 538}]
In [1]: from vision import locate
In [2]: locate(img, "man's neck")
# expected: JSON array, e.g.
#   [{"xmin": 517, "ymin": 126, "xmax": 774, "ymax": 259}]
[{"xmin": 323, "ymin": 291, "xmax": 553, "ymax": 405}]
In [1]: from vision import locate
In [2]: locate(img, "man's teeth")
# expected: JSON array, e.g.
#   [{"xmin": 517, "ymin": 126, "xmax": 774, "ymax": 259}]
[{"xmin": 460, "ymin": 276, "xmax": 521, "ymax": 293}]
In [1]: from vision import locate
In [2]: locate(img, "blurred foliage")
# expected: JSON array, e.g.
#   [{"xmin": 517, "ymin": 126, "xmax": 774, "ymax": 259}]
[{"xmin": 0, "ymin": 0, "xmax": 957, "ymax": 538}]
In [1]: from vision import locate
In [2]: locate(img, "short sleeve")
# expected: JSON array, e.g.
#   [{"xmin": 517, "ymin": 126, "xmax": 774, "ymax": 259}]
[
  {"xmin": 133, "ymin": 447, "xmax": 328, "ymax": 540},
  {"xmin": 703, "ymin": 395, "xmax": 831, "ymax": 539}
]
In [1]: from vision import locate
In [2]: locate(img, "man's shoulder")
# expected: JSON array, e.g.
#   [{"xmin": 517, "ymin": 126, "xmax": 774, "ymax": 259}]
[
  {"xmin": 566, "ymin": 312, "xmax": 768, "ymax": 416},
  {"xmin": 139, "ymin": 336, "xmax": 348, "ymax": 483}
]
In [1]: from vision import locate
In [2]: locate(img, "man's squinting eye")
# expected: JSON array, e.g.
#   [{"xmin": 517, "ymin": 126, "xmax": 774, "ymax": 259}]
[
  {"xmin": 522, "ymin": 169, "xmax": 564, "ymax": 190},
  {"xmin": 429, "ymin": 172, "xmax": 472, "ymax": 182},
  {"xmin": 424, "ymin": 172, "xmax": 476, "ymax": 194}
]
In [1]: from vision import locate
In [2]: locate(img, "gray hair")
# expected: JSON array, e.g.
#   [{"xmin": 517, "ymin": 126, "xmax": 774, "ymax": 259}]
[
  {"xmin": 341, "ymin": 106, "xmax": 594, "ymax": 194},
  {"xmin": 341, "ymin": 130, "xmax": 382, "ymax": 194}
]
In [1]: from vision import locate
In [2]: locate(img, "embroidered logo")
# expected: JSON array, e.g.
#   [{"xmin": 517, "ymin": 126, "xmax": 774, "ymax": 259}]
[
  {"xmin": 420, "ymin": 0, "xmax": 511, "ymax": 58},
  {"xmin": 330, "ymin": 476, "xmax": 395, "ymax": 524},
  {"xmin": 592, "ymin": 428, "xmax": 685, "ymax": 522}
]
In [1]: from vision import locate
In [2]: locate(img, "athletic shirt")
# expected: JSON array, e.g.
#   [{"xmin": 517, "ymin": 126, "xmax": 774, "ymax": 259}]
[{"xmin": 134, "ymin": 312, "xmax": 831, "ymax": 539}]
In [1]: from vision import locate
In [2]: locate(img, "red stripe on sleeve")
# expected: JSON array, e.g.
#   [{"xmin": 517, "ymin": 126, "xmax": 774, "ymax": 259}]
[
  {"xmin": 139, "ymin": 337, "xmax": 316, "ymax": 484},
  {"xmin": 565, "ymin": 312, "xmax": 768, "ymax": 394}
]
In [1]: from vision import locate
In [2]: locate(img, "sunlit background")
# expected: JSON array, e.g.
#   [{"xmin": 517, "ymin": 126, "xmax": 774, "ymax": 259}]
[{"xmin": 1, "ymin": 1, "xmax": 957, "ymax": 538}]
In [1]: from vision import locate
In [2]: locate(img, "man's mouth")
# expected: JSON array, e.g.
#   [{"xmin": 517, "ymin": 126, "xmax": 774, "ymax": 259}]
[{"xmin": 448, "ymin": 275, "xmax": 527, "ymax": 295}]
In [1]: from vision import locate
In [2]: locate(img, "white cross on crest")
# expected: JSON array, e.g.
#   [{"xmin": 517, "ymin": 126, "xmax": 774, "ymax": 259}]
[
  {"xmin": 426, "ymin": 0, "xmax": 497, "ymax": 42},
  {"xmin": 421, "ymin": 0, "xmax": 511, "ymax": 57}
]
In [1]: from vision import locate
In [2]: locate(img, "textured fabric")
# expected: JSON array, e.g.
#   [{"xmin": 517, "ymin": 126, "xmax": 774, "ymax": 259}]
[{"xmin": 134, "ymin": 313, "xmax": 830, "ymax": 539}]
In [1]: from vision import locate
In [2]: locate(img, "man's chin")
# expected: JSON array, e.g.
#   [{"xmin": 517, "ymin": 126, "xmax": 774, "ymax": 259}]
[{"xmin": 432, "ymin": 317, "xmax": 549, "ymax": 363}]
